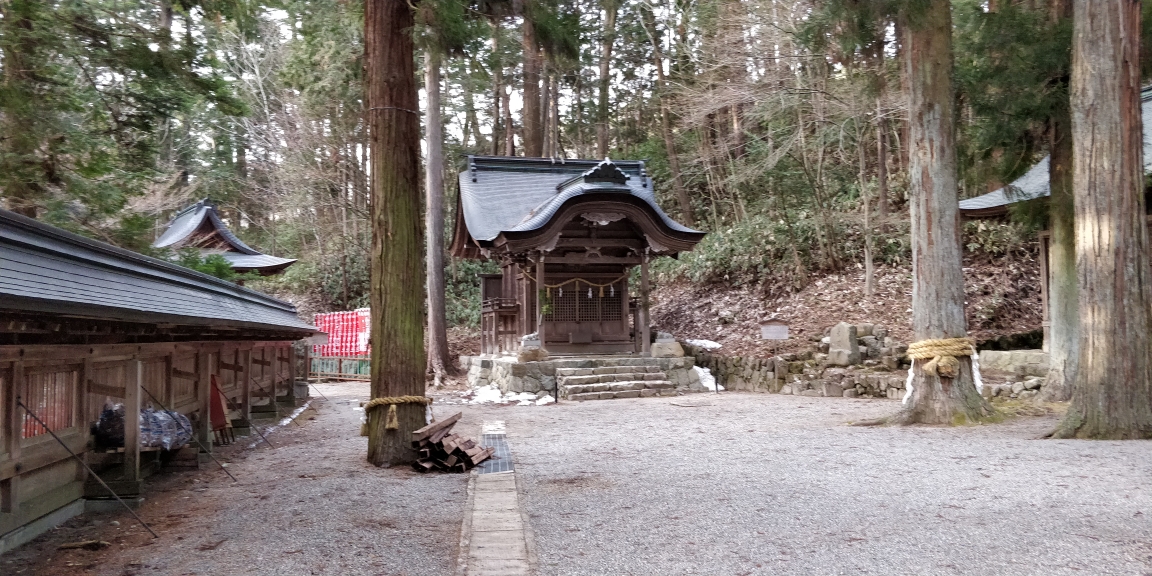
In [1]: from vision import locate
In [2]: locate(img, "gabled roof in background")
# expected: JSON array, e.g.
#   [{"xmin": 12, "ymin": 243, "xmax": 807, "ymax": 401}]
[
  {"xmin": 154, "ymin": 199, "xmax": 296, "ymax": 274},
  {"xmin": 1, "ymin": 209, "xmax": 315, "ymax": 336},
  {"xmin": 960, "ymin": 88, "xmax": 1152, "ymax": 217},
  {"xmin": 451, "ymin": 156, "xmax": 703, "ymax": 257}
]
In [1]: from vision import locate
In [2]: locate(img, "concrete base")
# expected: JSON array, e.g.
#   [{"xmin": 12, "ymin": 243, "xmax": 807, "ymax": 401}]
[
  {"xmin": 84, "ymin": 497, "xmax": 144, "ymax": 513},
  {"xmin": 0, "ymin": 499, "xmax": 85, "ymax": 555}
]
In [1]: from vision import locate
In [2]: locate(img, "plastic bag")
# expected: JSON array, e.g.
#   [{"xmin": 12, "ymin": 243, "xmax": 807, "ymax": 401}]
[{"xmin": 94, "ymin": 401, "xmax": 126, "ymax": 448}]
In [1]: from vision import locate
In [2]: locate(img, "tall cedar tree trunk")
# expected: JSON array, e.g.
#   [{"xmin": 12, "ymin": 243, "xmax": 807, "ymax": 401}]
[
  {"xmin": 1054, "ymin": 0, "xmax": 1152, "ymax": 439},
  {"xmin": 365, "ymin": 0, "xmax": 426, "ymax": 466},
  {"xmin": 491, "ymin": 24, "xmax": 503, "ymax": 155},
  {"xmin": 424, "ymin": 50, "xmax": 450, "ymax": 386},
  {"xmin": 520, "ymin": 1, "xmax": 543, "ymax": 157},
  {"xmin": 597, "ymin": 0, "xmax": 619, "ymax": 158},
  {"xmin": 639, "ymin": 4, "xmax": 694, "ymax": 227},
  {"xmin": 1041, "ymin": 0, "xmax": 1077, "ymax": 402},
  {"xmin": 896, "ymin": 0, "xmax": 992, "ymax": 425}
]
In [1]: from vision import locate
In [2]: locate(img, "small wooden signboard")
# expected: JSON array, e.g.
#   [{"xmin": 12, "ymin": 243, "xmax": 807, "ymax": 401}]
[{"xmin": 760, "ymin": 319, "xmax": 789, "ymax": 340}]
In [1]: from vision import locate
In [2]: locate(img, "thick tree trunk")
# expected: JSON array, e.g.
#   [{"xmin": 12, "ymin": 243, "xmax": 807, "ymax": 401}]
[
  {"xmin": 1044, "ymin": 113, "xmax": 1077, "ymax": 403},
  {"xmin": 597, "ymin": 0, "xmax": 619, "ymax": 158},
  {"xmin": 896, "ymin": 0, "xmax": 992, "ymax": 425},
  {"xmin": 520, "ymin": 2, "xmax": 543, "ymax": 157},
  {"xmin": 1054, "ymin": 0, "xmax": 1152, "ymax": 439},
  {"xmin": 364, "ymin": 0, "xmax": 426, "ymax": 466},
  {"xmin": 1042, "ymin": 0, "xmax": 1077, "ymax": 404},
  {"xmin": 424, "ymin": 50, "xmax": 450, "ymax": 387}
]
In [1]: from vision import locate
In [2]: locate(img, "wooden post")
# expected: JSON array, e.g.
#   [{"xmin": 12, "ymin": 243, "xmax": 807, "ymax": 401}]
[
  {"xmin": 287, "ymin": 345, "xmax": 296, "ymax": 404},
  {"xmin": 2, "ymin": 360, "xmax": 22, "ymax": 513},
  {"xmin": 124, "ymin": 358, "xmax": 142, "ymax": 482},
  {"xmin": 641, "ymin": 252, "xmax": 651, "ymax": 357},
  {"xmin": 80, "ymin": 357, "xmax": 92, "ymax": 483},
  {"xmin": 196, "ymin": 351, "xmax": 211, "ymax": 452},
  {"xmin": 537, "ymin": 251, "xmax": 546, "ymax": 351},
  {"xmin": 241, "ymin": 349, "xmax": 252, "ymax": 422}
]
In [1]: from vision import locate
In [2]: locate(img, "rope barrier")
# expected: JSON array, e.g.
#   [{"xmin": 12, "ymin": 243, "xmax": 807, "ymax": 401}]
[
  {"xmin": 521, "ymin": 271, "xmax": 630, "ymax": 298},
  {"xmin": 364, "ymin": 396, "xmax": 434, "ymax": 430},
  {"xmin": 907, "ymin": 337, "xmax": 975, "ymax": 378}
]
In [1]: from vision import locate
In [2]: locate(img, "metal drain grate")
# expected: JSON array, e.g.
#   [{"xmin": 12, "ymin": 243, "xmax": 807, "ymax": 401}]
[{"xmin": 477, "ymin": 433, "xmax": 513, "ymax": 474}]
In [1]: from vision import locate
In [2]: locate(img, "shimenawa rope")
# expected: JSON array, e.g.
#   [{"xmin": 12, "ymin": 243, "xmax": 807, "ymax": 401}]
[
  {"xmin": 364, "ymin": 395, "xmax": 433, "ymax": 430},
  {"xmin": 521, "ymin": 271, "xmax": 630, "ymax": 298},
  {"xmin": 906, "ymin": 337, "xmax": 975, "ymax": 378}
]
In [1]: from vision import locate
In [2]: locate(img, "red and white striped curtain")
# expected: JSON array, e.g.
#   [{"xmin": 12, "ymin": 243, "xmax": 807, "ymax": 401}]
[{"xmin": 313, "ymin": 308, "xmax": 371, "ymax": 356}]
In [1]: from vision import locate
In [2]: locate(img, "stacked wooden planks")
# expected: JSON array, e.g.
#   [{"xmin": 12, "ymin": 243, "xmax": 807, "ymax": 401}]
[{"xmin": 410, "ymin": 412, "xmax": 495, "ymax": 473}]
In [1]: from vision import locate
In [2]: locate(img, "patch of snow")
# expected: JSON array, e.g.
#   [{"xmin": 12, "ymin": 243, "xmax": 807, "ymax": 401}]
[
  {"xmin": 902, "ymin": 364, "xmax": 914, "ymax": 405},
  {"xmin": 467, "ymin": 384, "xmax": 550, "ymax": 406},
  {"xmin": 470, "ymin": 384, "xmax": 505, "ymax": 404},
  {"xmin": 248, "ymin": 401, "xmax": 312, "ymax": 448},
  {"xmin": 971, "ymin": 351, "xmax": 983, "ymax": 393},
  {"xmin": 535, "ymin": 395, "xmax": 555, "ymax": 406},
  {"xmin": 686, "ymin": 339, "xmax": 722, "ymax": 350},
  {"xmin": 694, "ymin": 366, "xmax": 724, "ymax": 391}
]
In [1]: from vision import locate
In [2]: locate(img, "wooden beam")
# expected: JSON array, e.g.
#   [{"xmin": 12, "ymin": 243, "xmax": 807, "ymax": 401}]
[
  {"xmin": 555, "ymin": 238, "xmax": 643, "ymax": 249},
  {"xmin": 241, "ymin": 349, "xmax": 252, "ymax": 422},
  {"xmin": 87, "ymin": 380, "xmax": 124, "ymax": 398},
  {"xmin": 218, "ymin": 361, "xmax": 243, "ymax": 372},
  {"xmin": 124, "ymin": 358, "xmax": 142, "ymax": 482},
  {"xmin": 2, "ymin": 360, "xmax": 21, "ymax": 512},
  {"xmin": 251, "ymin": 357, "xmax": 271, "ymax": 367},
  {"xmin": 196, "ymin": 351, "xmax": 212, "ymax": 452},
  {"xmin": 172, "ymin": 367, "xmax": 197, "ymax": 381},
  {"xmin": 411, "ymin": 412, "xmax": 462, "ymax": 442},
  {"xmin": 544, "ymin": 255, "xmax": 641, "ymax": 265},
  {"xmin": 641, "ymin": 252, "xmax": 651, "ymax": 357}
]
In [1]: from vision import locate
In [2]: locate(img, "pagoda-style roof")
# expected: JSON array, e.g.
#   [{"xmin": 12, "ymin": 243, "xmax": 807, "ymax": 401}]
[
  {"xmin": 1, "ymin": 209, "xmax": 315, "ymax": 340},
  {"xmin": 450, "ymin": 156, "xmax": 704, "ymax": 259},
  {"xmin": 154, "ymin": 199, "xmax": 296, "ymax": 275}
]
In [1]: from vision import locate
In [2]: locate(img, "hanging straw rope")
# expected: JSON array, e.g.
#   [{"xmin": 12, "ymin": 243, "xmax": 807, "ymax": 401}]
[
  {"xmin": 364, "ymin": 396, "xmax": 434, "ymax": 430},
  {"xmin": 906, "ymin": 337, "xmax": 975, "ymax": 378},
  {"xmin": 522, "ymin": 271, "xmax": 630, "ymax": 298}
]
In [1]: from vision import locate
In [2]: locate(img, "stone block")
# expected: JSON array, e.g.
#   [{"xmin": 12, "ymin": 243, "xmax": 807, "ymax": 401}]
[
  {"xmin": 881, "ymin": 357, "xmax": 900, "ymax": 371},
  {"xmin": 873, "ymin": 326, "xmax": 888, "ymax": 339},
  {"xmin": 644, "ymin": 381, "xmax": 674, "ymax": 390},
  {"xmin": 569, "ymin": 392, "xmax": 599, "ymax": 401},
  {"xmin": 640, "ymin": 389, "xmax": 658, "ymax": 397},
  {"xmin": 842, "ymin": 388, "xmax": 859, "ymax": 398},
  {"xmin": 593, "ymin": 367, "xmax": 615, "ymax": 375},
  {"xmin": 821, "ymin": 382, "xmax": 844, "ymax": 397},
  {"xmin": 780, "ymin": 385, "xmax": 793, "ymax": 395},
  {"xmin": 830, "ymin": 322, "xmax": 860, "ymax": 356},
  {"xmin": 887, "ymin": 387, "xmax": 903, "ymax": 400},
  {"xmin": 856, "ymin": 323, "xmax": 874, "ymax": 337},
  {"xmin": 828, "ymin": 349, "xmax": 860, "ymax": 366},
  {"xmin": 615, "ymin": 390, "xmax": 642, "ymax": 399},
  {"xmin": 801, "ymin": 389, "xmax": 821, "ymax": 397},
  {"xmin": 598, "ymin": 392, "xmax": 617, "ymax": 400},
  {"xmin": 1018, "ymin": 390, "xmax": 1039, "ymax": 401},
  {"xmin": 1023, "ymin": 377, "xmax": 1044, "ymax": 391},
  {"xmin": 651, "ymin": 341, "xmax": 685, "ymax": 358},
  {"xmin": 788, "ymin": 361, "xmax": 805, "ymax": 374},
  {"xmin": 511, "ymin": 363, "xmax": 528, "ymax": 377},
  {"xmin": 644, "ymin": 373, "xmax": 664, "ymax": 381},
  {"xmin": 1011, "ymin": 381, "xmax": 1026, "ymax": 395},
  {"xmin": 563, "ymin": 375, "xmax": 599, "ymax": 386}
]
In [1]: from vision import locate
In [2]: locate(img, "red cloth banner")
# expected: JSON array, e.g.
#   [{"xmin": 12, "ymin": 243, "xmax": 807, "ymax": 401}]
[{"xmin": 313, "ymin": 308, "xmax": 370, "ymax": 356}]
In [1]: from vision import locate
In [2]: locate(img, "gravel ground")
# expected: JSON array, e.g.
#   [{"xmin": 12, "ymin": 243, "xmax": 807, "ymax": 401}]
[
  {"xmin": 487, "ymin": 393, "xmax": 1152, "ymax": 576},
  {"xmin": 6, "ymin": 380, "xmax": 471, "ymax": 576}
]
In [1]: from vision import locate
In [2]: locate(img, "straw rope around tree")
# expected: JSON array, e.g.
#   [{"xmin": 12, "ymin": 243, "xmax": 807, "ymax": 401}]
[
  {"xmin": 364, "ymin": 396, "xmax": 433, "ymax": 430},
  {"xmin": 906, "ymin": 337, "xmax": 975, "ymax": 378},
  {"xmin": 521, "ymin": 271, "xmax": 630, "ymax": 298}
]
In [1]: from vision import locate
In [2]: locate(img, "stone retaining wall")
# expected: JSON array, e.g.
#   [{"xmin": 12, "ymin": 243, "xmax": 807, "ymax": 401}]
[
  {"xmin": 683, "ymin": 343, "xmax": 911, "ymax": 399},
  {"xmin": 461, "ymin": 355, "xmax": 700, "ymax": 394}
]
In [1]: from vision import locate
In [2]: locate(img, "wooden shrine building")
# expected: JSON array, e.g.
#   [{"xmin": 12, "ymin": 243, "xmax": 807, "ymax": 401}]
[
  {"xmin": 451, "ymin": 156, "xmax": 705, "ymax": 355},
  {"xmin": 0, "ymin": 209, "xmax": 315, "ymax": 552},
  {"xmin": 153, "ymin": 199, "xmax": 296, "ymax": 276}
]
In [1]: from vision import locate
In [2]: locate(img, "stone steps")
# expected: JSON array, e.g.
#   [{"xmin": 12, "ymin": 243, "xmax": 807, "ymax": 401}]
[
  {"xmin": 556, "ymin": 364, "xmax": 673, "ymax": 400},
  {"xmin": 565, "ymin": 380, "xmax": 676, "ymax": 401}
]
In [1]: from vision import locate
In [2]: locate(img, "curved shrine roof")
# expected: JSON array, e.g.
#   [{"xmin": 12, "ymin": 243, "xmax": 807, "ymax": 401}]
[{"xmin": 452, "ymin": 156, "xmax": 703, "ymax": 258}]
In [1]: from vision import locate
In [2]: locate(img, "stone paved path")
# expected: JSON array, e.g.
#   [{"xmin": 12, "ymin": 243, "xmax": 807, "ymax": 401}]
[{"xmin": 460, "ymin": 422, "xmax": 533, "ymax": 576}]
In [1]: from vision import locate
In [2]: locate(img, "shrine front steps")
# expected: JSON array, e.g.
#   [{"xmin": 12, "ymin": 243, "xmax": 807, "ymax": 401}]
[{"xmin": 556, "ymin": 366, "xmax": 675, "ymax": 401}]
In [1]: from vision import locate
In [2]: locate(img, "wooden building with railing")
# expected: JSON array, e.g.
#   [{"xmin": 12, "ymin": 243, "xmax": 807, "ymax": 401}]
[
  {"xmin": 0, "ymin": 209, "xmax": 315, "ymax": 552},
  {"xmin": 451, "ymin": 157, "xmax": 705, "ymax": 356}
]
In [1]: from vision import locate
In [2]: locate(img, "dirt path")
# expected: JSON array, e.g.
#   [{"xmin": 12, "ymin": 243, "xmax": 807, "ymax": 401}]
[
  {"xmin": 6, "ymin": 388, "xmax": 1151, "ymax": 575},
  {"xmin": 5, "ymin": 380, "xmax": 471, "ymax": 576}
]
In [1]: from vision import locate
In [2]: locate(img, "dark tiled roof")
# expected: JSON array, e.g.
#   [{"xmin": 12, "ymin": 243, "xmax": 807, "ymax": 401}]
[
  {"xmin": 1, "ymin": 209, "xmax": 315, "ymax": 335},
  {"xmin": 153, "ymin": 199, "xmax": 295, "ymax": 274},
  {"xmin": 457, "ymin": 156, "xmax": 699, "ymax": 243},
  {"xmin": 961, "ymin": 88, "xmax": 1152, "ymax": 217}
]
